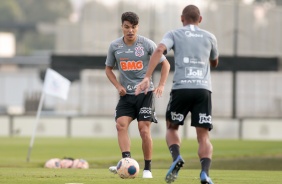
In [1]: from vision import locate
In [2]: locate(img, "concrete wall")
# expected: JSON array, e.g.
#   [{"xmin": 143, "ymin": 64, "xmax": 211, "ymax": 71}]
[{"xmin": 1, "ymin": 115, "xmax": 282, "ymax": 140}]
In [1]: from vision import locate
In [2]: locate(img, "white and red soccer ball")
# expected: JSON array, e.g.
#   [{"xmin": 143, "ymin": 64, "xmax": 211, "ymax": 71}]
[{"xmin": 117, "ymin": 158, "xmax": 140, "ymax": 179}]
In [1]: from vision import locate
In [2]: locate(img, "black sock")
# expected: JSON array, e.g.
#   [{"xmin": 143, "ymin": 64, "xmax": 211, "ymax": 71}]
[
  {"xmin": 122, "ymin": 151, "xmax": 131, "ymax": 158},
  {"xmin": 169, "ymin": 144, "xmax": 180, "ymax": 161},
  {"xmin": 200, "ymin": 158, "xmax": 211, "ymax": 176},
  {"xmin": 144, "ymin": 160, "xmax": 151, "ymax": 171}
]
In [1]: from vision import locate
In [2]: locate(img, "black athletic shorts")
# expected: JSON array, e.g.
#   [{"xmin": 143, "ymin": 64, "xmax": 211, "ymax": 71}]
[
  {"xmin": 166, "ymin": 89, "xmax": 213, "ymax": 130},
  {"xmin": 115, "ymin": 91, "xmax": 158, "ymax": 123}
]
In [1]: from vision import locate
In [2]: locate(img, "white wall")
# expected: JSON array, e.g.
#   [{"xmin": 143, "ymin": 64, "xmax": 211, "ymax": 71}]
[{"xmin": 1, "ymin": 115, "xmax": 282, "ymax": 140}]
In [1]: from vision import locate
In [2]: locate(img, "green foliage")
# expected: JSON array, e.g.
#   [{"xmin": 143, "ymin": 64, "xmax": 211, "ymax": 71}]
[
  {"xmin": 0, "ymin": 0, "xmax": 72, "ymax": 55},
  {"xmin": 0, "ymin": 0, "xmax": 71, "ymax": 24},
  {"xmin": 0, "ymin": 0, "xmax": 23, "ymax": 22}
]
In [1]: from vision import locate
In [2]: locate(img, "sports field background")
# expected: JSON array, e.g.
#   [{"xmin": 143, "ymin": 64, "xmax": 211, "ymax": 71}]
[{"xmin": 0, "ymin": 137, "xmax": 282, "ymax": 183}]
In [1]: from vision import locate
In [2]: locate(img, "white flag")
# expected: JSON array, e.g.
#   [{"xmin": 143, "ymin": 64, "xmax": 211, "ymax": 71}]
[{"xmin": 43, "ymin": 68, "xmax": 71, "ymax": 100}]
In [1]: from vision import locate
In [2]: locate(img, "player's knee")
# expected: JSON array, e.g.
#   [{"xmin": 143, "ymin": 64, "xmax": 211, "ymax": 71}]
[
  {"xmin": 139, "ymin": 127, "xmax": 150, "ymax": 139},
  {"xmin": 116, "ymin": 122, "xmax": 128, "ymax": 132}
]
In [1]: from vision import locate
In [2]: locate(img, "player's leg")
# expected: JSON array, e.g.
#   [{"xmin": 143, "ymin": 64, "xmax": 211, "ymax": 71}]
[
  {"xmin": 164, "ymin": 90, "xmax": 189, "ymax": 183},
  {"xmin": 109, "ymin": 96, "xmax": 134, "ymax": 174},
  {"xmin": 191, "ymin": 89, "xmax": 213, "ymax": 184},
  {"xmin": 116, "ymin": 116, "xmax": 132, "ymax": 156},
  {"xmin": 165, "ymin": 120, "xmax": 185, "ymax": 183},
  {"xmin": 136, "ymin": 91, "xmax": 155, "ymax": 178},
  {"xmin": 109, "ymin": 116, "xmax": 132, "ymax": 174},
  {"xmin": 196, "ymin": 127, "xmax": 213, "ymax": 184},
  {"xmin": 138, "ymin": 120, "xmax": 153, "ymax": 178}
]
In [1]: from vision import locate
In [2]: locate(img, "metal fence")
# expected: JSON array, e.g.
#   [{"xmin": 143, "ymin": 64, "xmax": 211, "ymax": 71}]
[{"xmin": 56, "ymin": 0, "xmax": 282, "ymax": 57}]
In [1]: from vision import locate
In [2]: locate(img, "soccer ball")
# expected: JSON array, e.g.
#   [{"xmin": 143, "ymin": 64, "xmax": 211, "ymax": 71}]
[
  {"xmin": 117, "ymin": 158, "xmax": 140, "ymax": 179},
  {"xmin": 44, "ymin": 158, "xmax": 61, "ymax": 168},
  {"xmin": 71, "ymin": 159, "xmax": 89, "ymax": 169}
]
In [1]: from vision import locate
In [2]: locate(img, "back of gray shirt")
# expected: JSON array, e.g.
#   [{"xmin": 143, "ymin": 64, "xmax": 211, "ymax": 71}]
[
  {"xmin": 105, "ymin": 35, "xmax": 166, "ymax": 95},
  {"xmin": 161, "ymin": 25, "xmax": 218, "ymax": 92}
]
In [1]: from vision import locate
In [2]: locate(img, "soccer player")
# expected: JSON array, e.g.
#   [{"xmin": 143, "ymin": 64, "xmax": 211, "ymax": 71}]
[
  {"xmin": 105, "ymin": 11, "xmax": 170, "ymax": 178},
  {"xmin": 135, "ymin": 5, "xmax": 219, "ymax": 184}
]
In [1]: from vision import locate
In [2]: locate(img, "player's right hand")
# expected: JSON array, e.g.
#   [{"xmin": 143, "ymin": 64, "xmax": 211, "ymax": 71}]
[{"xmin": 135, "ymin": 77, "xmax": 150, "ymax": 95}]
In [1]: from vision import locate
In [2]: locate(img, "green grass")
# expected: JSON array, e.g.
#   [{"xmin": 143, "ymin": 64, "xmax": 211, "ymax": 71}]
[{"xmin": 0, "ymin": 137, "xmax": 282, "ymax": 183}]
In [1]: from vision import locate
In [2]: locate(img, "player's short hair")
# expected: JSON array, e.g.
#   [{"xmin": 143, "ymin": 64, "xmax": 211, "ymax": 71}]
[
  {"xmin": 182, "ymin": 5, "xmax": 201, "ymax": 23},
  {"xmin": 121, "ymin": 12, "xmax": 139, "ymax": 25}
]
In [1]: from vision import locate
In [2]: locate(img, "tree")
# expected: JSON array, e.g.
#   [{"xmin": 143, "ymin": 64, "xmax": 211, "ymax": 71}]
[
  {"xmin": 0, "ymin": 0, "xmax": 23, "ymax": 23},
  {"xmin": 0, "ymin": 0, "xmax": 72, "ymax": 55}
]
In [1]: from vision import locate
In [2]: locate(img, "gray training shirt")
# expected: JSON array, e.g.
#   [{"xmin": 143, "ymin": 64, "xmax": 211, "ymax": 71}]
[
  {"xmin": 161, "ymin": 24, "xmax": 219, "ymax": 92},
  {"xmin": 105, "ymin": 35, "xmax": 166, "ymax": 95}
]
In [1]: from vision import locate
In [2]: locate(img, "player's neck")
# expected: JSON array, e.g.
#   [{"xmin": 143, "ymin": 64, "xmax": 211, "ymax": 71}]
[
  {"xmin": 183, "ymin": 23, "xmax": 198, "ymax": 27},
  {"xmin": 183, "ymin": 20, "xmax": 199, "ymax": 27},
  {"xmin": 123, "ymin": 37, "xmax": 137, "ymax": 46}
]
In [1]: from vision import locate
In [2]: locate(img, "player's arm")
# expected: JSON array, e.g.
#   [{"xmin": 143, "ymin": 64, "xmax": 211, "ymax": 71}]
[
  {"xmin": 146, "ymin": 43, "xmax": 167, "ymax": 79},
  {"xmin": 154, "ymin": 59, "xmax": 170, "ymax": 98},
  {"xmin": 210, "ymin": 58, "xmax": 218, "ymax": 68},
  {"xmin": 135, "ymin": 43, "xmax": 168, "ymax": 95},
  {"xmin": 209, "ymin": 34, "xmax": 219, "ymax": 68},
  {"xmin": 105, "ymin": 66, "xmax": 126, "ymax": 96}
]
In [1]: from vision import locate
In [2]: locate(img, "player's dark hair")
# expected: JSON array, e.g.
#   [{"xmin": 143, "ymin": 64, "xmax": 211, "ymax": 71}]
[
  {"xmin": 121, "ymin": 12, "xmax": 139, "ymax": 25},
  {"xmin": 182, "ymin": 5, "xmax": 200, "ymax": 23}
]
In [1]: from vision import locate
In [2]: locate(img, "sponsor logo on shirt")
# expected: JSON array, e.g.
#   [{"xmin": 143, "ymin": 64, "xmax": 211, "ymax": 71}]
[
  {"xmin": 125, "ymin": 49, "xmax": 133, "ymax": 53},
  {"xmin": 185, "ymin": 31, "xmax": 203, "ymax": 38},
  {"xmin": 180, "ymin": 79, "xmax": 208, "ymax": 85},
  {"xmin": 185, "ymin": 67, "xmax": 204, "ymax": 78},
  {"xmin": 183, "ymin": 57, "xmax": 205, "ymax": 65},
  {"xmin": 116, "ymin": 43, "xmax": 124, "ymax": 48},
  {"xmin": 120, "ymin": 60, "xmax": 144, "ymax": 71},
  {"xmin": 135, "ymin": 46, "xmax": 144, "ymax": 57},
  {"xmin": 199, "ymin": 113, "xmax": 212, "ymax": 124},
  {"xmin": 127, "ymin": 85, "xmax": 137, "ymax": 91}
]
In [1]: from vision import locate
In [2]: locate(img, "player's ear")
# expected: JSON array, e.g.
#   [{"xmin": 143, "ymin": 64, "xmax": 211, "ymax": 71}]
[
  {"xmin": 199, "ymin": 16, "xmax": 202, "ymax": 23},
  {"xmin": 181, "ymin": 15, "xmax": 184, "ymax": 23}
]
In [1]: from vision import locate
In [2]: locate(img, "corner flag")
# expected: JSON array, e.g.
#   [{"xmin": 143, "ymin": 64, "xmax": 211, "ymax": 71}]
[
  {"xmin": 26, "ymin": 68, "xmax": 71, "ymax": 162},
  {"xmin": 43, "ymin": 68, "xmax": 71, "ymax": 100}
]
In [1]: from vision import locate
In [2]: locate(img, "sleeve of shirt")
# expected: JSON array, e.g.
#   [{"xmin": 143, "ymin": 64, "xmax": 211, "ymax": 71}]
[
  {"xmin": 210, "ymin": 34, "xmax": 219, "ymax": 60},
  {"xmin": 105, "ymin": 42, "xmax": 116, "ymax": 67},
  {"xmin": 160, "ymin": 31, "xmax": 174, "ymax": 55}
]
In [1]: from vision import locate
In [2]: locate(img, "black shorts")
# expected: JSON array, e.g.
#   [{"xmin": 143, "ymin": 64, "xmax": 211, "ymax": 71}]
[
  {"xmin": 166, "ymin": 89, "xmax": 213, "ymax": 130},
  {"xmin": 115, "ymin": 91, "xmax": 158, "ymax": 123}
]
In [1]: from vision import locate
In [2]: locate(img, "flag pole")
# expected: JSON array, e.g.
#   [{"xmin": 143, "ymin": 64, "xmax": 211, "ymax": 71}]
[{"xmin": 26, "ymin": 92, "xmax": 45, "ymax": 162}]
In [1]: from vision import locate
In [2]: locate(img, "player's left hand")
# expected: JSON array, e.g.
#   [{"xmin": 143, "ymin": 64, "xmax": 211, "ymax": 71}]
[{"xmin": 153, "ymin": 85, "xmax": 164, "ymax": 98}]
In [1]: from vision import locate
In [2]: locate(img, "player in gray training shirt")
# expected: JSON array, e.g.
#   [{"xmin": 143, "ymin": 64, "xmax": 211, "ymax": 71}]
[
  {"xmin": 105, "ymin": 11, "xmax": 170, "ymax": 179},
  {"xmin": 135, "ymin": 5, "xmax": 218, "ymax": 184}
]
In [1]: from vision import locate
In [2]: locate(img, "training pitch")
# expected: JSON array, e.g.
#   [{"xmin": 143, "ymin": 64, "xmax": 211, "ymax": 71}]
[{"xmin": 0, "ymin": 137, "xmax": 282, "ymax": 183}]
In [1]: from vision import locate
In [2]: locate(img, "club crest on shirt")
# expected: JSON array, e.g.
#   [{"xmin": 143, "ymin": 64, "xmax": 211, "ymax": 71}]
[{"xmin": 135, "ymin": 46, "xmax": 144, "ymax": 57}]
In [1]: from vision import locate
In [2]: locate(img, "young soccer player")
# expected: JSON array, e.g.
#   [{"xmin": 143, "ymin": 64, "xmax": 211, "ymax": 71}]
[{"xmin": 105, "ymin": 11, "xmax": 170, "ymax": 178}]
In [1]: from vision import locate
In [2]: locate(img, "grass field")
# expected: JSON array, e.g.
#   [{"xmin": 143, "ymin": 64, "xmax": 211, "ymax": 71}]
[{"xmin": 0, "ymin": 137, "xmax": 282, "ymax": 184}]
